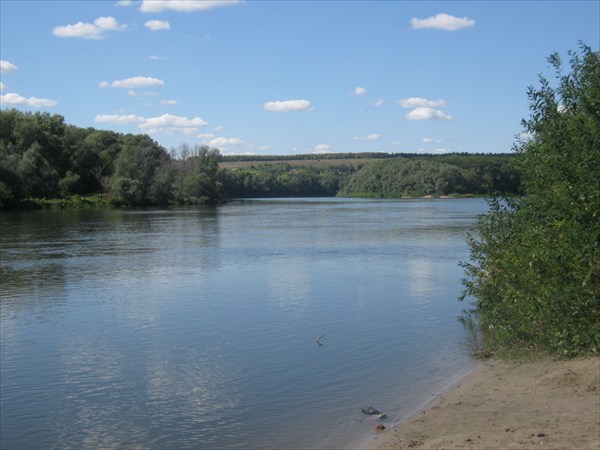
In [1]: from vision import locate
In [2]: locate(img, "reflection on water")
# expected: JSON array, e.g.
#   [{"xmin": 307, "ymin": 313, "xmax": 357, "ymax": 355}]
[{"xmin": 1, "ymin": 198, "xmax": 487, "ymax": 449}]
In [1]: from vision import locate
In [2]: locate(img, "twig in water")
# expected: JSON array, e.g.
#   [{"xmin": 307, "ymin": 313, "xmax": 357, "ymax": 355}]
[{"xmin": 316, "ymin": 333, "xmax": 324, "ymax": 345}]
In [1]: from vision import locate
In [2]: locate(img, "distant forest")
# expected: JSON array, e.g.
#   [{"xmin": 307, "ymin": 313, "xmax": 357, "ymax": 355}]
[{"xmin": 0, "ymin": 108, "xmax": 521, "ymax": 209}]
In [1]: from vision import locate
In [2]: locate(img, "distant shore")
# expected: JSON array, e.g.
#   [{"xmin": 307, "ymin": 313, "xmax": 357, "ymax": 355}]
[{"xmin": 362, "ymin": 357, "xmax": 599, "ymax": 450}]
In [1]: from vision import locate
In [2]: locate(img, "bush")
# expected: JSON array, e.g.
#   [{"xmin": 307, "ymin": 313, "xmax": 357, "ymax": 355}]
[{"xmin": 461, "ymin": 44, "xmax": 600, "ymax": 356}]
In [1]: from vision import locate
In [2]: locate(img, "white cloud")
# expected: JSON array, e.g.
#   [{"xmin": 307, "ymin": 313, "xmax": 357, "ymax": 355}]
[
  {"xmin": 0, "ymin": 82, "xmax": 5, "ymax": 91},
  {"xmin": 399, "ymin": 97, "xmax": 446, "ymax": 108},
  {"xmin": 411, "ymin": 13, "xmax": 475, "ymax": 31},
  {"xmin": 1, "ymin": 60, "xmax": 18, "ymax": 73},
  {"xmin": 160, "ymin": 99, "xmax": 177, "ymax": 105},
  {"xmin": 354, "ymin": 133, "xmax": 380, "ymax": 141},
  {"xmin": 140, "ymin": 0, "xmax": 243, "ymax": 13},
  {"xmin": 313, "ymin": 144, "xmax": 332, "ymax": 153},
  {"xmin": 149, "ymin": 55, "xmax": 167, "ymax": 60},
  {"xmin": 264, "ymin": 99, "xmax": 312, "ymax": 112},
  {"xmin": 407, "ymin": 107, "xmax": 453, "ymax": 121},
  {"xmin": 222, "ymin": 150, "xmax": 257, "ymax": 156},
  {"xmin": 207, "ymin": 137, "xmax": 245, "ymax": 148},
  {"xmin": 115, "ymin": 0, "xmax": 134, "ymax": 6},
  {"xmin": 95, "ymin": 113, "xmax": 207, "ymax": 134},
  {"xmin": 1, "ymin": 92, "xmax": 57, "ymax": 107},
  {"xmin": 95, "ymin": 113, "xmax": 144, "ymax": 124},
  {"xmin": 352, "ymin": 87, "xmax": 367, "ymax": 95},
  {"xmin": 372, "ymin": 99, "xmax": 384, "ymax": 107},
  {"xmin": 197, "ymin": 133, "xmax": 216, "ymax": 139},
  {"xmin": 140, "ymin": 113, "xmax": 207, "ymax": 133},
  {"xmin": 99, "ymin": 76, "xmax": 165, "ymax": 88},
  {"xmin": 95, "ymin": 16, "xmax": 121, "ymax": 30},
  {"xmin": 145, "ymin": 20, "xmax": 170, "ymax": 31},
  {"xmin": 53, "ymin": 16, "xmax": 125, "ymax": 39}
]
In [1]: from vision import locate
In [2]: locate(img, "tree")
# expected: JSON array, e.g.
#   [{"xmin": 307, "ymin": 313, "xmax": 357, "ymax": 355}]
[
  {"xmin": 109, "ymin": 134, "xmax": 168, "ymax": 205},
  {"xmin": 171, "ymin": 145, "xmax": 225, "ymax": 204},
  {"xmin": 461, "ymin": 44, "xmax": 600, "ymax": 356}
]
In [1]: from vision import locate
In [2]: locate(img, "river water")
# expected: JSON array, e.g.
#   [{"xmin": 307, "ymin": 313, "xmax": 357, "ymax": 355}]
[{"xmin": 0, "ymin": 198, "xmax": 486, "ymax": 449}]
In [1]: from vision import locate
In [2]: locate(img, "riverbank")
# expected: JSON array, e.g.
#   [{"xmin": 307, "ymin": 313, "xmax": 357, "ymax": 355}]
[{"xmin": 363, "ymin": 357, "xmax": 599, "ymax": 450}]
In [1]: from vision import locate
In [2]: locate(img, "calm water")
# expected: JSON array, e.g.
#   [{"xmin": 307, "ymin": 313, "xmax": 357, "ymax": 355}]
[{"xmin": 0, "ymin": 198, "xmax": 486, "ymax": 449}]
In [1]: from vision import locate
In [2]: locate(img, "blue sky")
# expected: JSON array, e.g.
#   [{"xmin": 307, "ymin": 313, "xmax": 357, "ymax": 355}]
[{"xmin": 1, "ymin": 1, "xmax": 598, "ymax": 155}]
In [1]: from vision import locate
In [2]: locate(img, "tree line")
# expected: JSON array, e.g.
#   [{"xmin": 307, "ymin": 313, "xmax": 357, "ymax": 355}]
[
  {"xmin": 338, "ymin": 153, "xmax": 520, "ymax": 197},
  {"xmin": 0, "ymin": 110, "xmax": 226, "ymax": 208},
  {"xmin": 1, "ymin": 109, "xmax": 522, "ymax": 209}
]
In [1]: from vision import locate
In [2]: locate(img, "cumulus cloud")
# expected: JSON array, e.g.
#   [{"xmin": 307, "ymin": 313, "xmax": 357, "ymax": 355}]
[
  {"xmin": 95, "ymin": 114, "xmax": 143, "ymax": 124},
  {"xmin": 407, "ymin": 107, "xmax": 453, "ymax": 121},
  {"xmin": 313, "ymin": 144, "xmax": 332, "ymax": 153},
  {"xmin": 411, "ymin": 13, "xmax": 475, "ymax": 31},
  {"xmin": 352, "ymin": 87, "xmax": 367, "ymax": 95},
  {"xmin": 207, "ymin": 137, "xmax": 245, "ymax": 148},
  {"xmin": 1, "ymin": 60, "xmax": 17, "ymax": 73},
  {"xmin": 94, "ymin": 113, "xmax": 207, "ymax": 134},
  {"xmin": 160, "ymin": 99, "xmax": 177, "ymax": 105},
  {"xmin": 99, "ymin": 76, "xmax": 165, "ymax": 88},
  {"xmin": 354, "ymin": 133, "xmax": 380, "ymax": 141},
  {"xmin": 145, "ymin": 20, "xmax": 170, "ymax": 31},
  {"xmin": 140, "ymin": 113, "xmax": 207, "ymax": 133},
  {"xmin": 1, "ymin": 92, "xmax": 57, "ymax": 107},
  {"xmin": 422, "ymin": 137, "xmax": 443, "ymax": 144},
  {"xmin": 140, "ymin": 0, "xmax": 243, "ymax": 13},
  {"xmin": 399, "ymin": 97, "xmax": 446, "ymax": 108},
  {"xmin": 264, "ymin": 99, "xmax": 312, "ymax": 112},
  {"xmin": 53, "ymin": 16, "xmax": 125, "ymax": 39}
]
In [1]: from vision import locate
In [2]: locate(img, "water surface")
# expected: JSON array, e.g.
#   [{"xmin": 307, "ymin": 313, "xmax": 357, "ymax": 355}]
[{"xmin": 1, "ymin": 198, "xmax": 486, "ymax": 449}]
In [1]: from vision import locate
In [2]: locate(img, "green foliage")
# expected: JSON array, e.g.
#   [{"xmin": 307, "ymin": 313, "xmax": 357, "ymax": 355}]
[
  {"xmin": 339, "ymin": 154, "xmax": 520, "ymax": 198},
  {"xmin": 170, "ymin": 145, "xmax": 226, "ymax": 204},
  {"xmin": 0, "ymin": 110, "xmax": 226, "ymax": 208},
  {"xmin": 0, "ymin": 110, "xmax": 521, "ymax": 208},
  {"xmin": 461, "ymin": 44, "xmax": 600, "ymax": 356},
  {"xmin": 219, "ymin": 163, "xmax": 353, "ymax": 197}
]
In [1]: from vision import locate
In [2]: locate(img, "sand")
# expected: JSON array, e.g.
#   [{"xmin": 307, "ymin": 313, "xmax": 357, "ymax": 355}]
[{"xmin": 364, "ymin": 357, "xmax": 599, "ymax": 450}]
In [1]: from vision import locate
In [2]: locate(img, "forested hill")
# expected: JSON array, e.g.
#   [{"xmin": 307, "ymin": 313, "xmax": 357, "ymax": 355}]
[
  {"xmin": 338, "ymin": 154, "xmax": 520, "ymax": 198},
  {"xmin": 0, "ymin": 108, "xmax": 520, "ymax": 209},
  {"xmin": 220, "ymin": 153, "xmax": 520, "ymax": 198}
]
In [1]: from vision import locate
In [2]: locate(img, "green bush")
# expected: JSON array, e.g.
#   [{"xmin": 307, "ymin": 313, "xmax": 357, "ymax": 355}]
[{"xmin": 461, "ymin": 44, "xmax": 600, "ymax": 356}]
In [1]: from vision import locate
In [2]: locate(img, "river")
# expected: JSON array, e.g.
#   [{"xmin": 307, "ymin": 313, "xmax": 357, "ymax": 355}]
[{"xmin": 0, "ymin": 198, "xmax": 487, "ymax": 449}]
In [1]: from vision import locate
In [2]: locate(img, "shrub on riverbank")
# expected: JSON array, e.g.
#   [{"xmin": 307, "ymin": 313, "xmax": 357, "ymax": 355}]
[{"xmin": 461, "ymin": 44, "xmax": 600, "ymax": 356}]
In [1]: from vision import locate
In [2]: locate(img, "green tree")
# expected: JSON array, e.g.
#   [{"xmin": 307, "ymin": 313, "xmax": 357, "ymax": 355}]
[
  {"xmin": 461, "ymin": 44, "xmax": 600, "ymax": 356},
  {"xmin": 171, "ymin": 145, "xmax": 225, "ymax": 204},
  {"xmin": 109, "ymin": 134, "xmax": 168, "ymax": 205}
]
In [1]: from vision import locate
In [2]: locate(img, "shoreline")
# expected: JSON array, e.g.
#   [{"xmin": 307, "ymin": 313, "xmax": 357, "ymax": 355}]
[{"xmin": 359, "ymin": 357, "xmax": 599, "ymax": 450}]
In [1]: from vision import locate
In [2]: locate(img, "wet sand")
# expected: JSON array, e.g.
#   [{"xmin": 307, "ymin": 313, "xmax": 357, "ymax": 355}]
[{"xmin": 363, "ymin": 357, "xmax": 599, "ymax": 450}]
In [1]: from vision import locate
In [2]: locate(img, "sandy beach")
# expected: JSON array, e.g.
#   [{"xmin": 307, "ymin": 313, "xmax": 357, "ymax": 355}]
[{"xmin": 364, "ymin": 357, "xmax": 599, "ymax": 450}]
